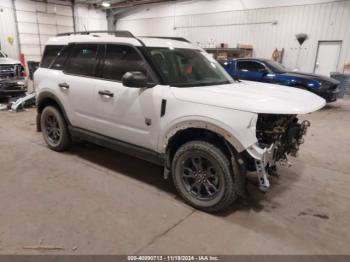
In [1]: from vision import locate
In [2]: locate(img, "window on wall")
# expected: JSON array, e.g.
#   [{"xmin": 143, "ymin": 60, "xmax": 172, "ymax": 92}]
[
  {"xmin": 237, "ymin": 61, "xmax": 266, "ymax": 72},
  {"xmin": 41, "ymin": 45, "xmax": 65, "ymax": 68},
  {"xmin": 64, "ymin": 44, "xmax": 99, "ymax": 77},
  {"xmin": 101, "ymin": 44, "xmax": 147, "ymax": 81}
]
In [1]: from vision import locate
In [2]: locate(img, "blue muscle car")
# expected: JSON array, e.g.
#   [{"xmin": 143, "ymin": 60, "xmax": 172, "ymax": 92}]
[{"xmin": 223, "ymin": 58, "xmax": 340, "ymax": 102}]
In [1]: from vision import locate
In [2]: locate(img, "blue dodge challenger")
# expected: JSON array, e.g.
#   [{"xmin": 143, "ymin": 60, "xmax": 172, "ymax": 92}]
[{"xmin": 223, "ymin": 58, "xmax": 340, "ymax": 102}]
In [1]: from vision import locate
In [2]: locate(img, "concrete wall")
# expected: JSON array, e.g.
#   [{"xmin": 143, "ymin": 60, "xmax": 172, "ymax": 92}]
[{"xmin": 117, "ymin": 0, "xmax": 350, "ymax": 73}]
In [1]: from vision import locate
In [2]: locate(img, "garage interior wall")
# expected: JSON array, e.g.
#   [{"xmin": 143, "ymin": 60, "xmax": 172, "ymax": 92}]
[
  {"xmin": 116, "ymin": 0, "xmax": 350, "ymax": 73},
  {"xmin": 14, "ymin": 0, "xmax": 74, "ymax": 62},
  {"xmin": 0, "ymin": 0, "xmax": 107, "ymax": 62},
  {"xmin": 0, "ymin": 0, "xmax": 20, "ymax": 60},
  {"xmin": 74, "ymin": 3, "xmax": 107, "ymax": 32}
]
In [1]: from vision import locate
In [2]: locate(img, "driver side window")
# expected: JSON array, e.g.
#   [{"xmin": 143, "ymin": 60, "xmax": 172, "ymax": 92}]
[
  {"xmin": 237, "ymin": 61, "xmax": 266, "ymax": 72},
  {"xmin": 101, "ymin": 44, "xmax": 147, "ymax": 81}
]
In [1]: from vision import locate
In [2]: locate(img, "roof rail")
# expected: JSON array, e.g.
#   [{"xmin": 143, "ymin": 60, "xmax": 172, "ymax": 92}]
[
  {"xmin": 140, "ymin": 36, "xmax": 191, "ymax": 43},
  {"xmin": 56, "ymin": 30, "xmax": 134, "ymax": 38}
]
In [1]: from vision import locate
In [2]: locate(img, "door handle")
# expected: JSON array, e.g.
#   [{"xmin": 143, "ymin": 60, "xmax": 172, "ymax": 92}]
[
  {"xmin": 98, "ymin": 90, "xmax": 114, "ymax": 97},
  {"xmin": 58, "ymin": 82, "xmax": 69, "ymax": 89}
]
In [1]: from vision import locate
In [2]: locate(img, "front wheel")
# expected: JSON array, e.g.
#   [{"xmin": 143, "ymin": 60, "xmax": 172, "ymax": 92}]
[
  {"xmin": 40, "ymin": 106, "xmax": 71, "ymax": 151},
  {"xmin": 172, "ymin": 141, "xmax": 237, "ymax": 212}
]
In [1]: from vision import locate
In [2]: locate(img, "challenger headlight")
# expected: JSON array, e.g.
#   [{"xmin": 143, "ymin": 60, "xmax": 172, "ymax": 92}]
[{"xmin": 318, "ymin": 81, "xmax": 330, "ymax": 91}]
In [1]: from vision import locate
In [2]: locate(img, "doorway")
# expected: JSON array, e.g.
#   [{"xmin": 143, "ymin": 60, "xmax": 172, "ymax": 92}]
[{"xmin": 314, "ymin": 41, "xmax": 342, "ymax": 76}]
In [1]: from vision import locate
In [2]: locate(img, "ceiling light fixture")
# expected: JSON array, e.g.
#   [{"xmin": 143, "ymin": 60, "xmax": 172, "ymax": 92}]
[{"xmin": 101, "ymin": 1, "xmax": 111, "ymax": 8}]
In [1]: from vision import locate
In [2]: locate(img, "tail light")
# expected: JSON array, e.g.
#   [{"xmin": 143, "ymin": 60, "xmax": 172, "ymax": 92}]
[
  {"xmin": 19, "ymin": 53, "xmax": 27, "ymax": 77},
  {"xmin": 20, "ymin": 65, "xmax": 26, "ymax": 77}
]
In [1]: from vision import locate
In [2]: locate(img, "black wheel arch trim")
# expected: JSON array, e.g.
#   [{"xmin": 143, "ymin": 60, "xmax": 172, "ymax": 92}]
[{"xmin": 36, "ymin": 91, "xmax": 71, "ymax": 131}]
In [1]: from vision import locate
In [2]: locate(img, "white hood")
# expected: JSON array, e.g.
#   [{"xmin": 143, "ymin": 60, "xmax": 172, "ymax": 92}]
[{"xmin": 171, "ymin": 80, "xmax": 326, "ymax": 114}]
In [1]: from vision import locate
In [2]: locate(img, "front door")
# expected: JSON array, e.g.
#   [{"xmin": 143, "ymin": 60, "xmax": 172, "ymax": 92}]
[
  {"xmin": 236, "ymin": 60, "xmax": 269, "ymax": 82},
  {"xmin": 87, "ymin": 44, "xmax": 162, "ymax": 151},
  {"xmin": 314, "ymin": 41, "xmax": 342, "ymax": 76}
]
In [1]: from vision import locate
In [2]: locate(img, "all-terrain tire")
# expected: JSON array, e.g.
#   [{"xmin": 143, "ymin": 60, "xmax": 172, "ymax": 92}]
[
  {"xmin": 40, "ymin": 106, "xmax": 71, "ymax": 152},
  {"xmin": 172, "ymin": 141, "xmax": 237, "ymax": 213}
]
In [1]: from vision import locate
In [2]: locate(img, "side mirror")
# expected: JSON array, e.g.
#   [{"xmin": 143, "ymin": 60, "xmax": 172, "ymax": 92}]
[{"xmin": 122, "ymin": 71, "xmax": 148, "ymax": 88}]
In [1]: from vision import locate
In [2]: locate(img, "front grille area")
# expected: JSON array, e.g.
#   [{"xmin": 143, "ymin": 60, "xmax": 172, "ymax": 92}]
[
  {"xmin": 0, "ymin": 64, "xmax": 22, "ymax": 79},
  {"xmin": 0, "ymin": 81, "xmax": 23, "ymax": 91}
]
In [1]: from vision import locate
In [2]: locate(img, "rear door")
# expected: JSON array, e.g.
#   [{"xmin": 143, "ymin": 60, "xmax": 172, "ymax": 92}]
[{"xmin": 60, "ymin": 43, "xmax": 102, "ymax": 130}]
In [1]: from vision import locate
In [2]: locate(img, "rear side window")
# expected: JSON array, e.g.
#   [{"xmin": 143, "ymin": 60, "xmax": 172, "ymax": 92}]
[
  {"xmin": 64, "ymin": 44, "xmax": 98, "ymax": 77},
  {"xmin": 101, "ymin": 44, "xmax": 146, "ymax": 81},
  {"xmin": 41, "ymin": 45, "xmax": 64, "ymax": 68},
  {"xmin": 237, "ymin": 61, "xmax": 265, "ymax": 72},
  {"xmin": 51, "ymin": 46, "xmax": 69, "ymax": 70}
]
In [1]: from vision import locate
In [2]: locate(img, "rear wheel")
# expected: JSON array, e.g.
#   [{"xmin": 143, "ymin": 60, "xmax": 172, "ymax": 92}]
[
  {"xmin": 40, "ymin": 106, "xmax": 71, "ymax": 151},
  {"xmin": 172, "ymin": 141, "xmax": 237, "ymax": 212}
]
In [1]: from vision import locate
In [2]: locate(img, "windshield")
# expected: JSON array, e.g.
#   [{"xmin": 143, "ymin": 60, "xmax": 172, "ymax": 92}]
[
  {"xmin": 147, "ymin": 47, "xmax": 233, "ymax": 87},
  {"xmin": 265, "ymin": 60, "xmax": 289, "ymax": 73}
]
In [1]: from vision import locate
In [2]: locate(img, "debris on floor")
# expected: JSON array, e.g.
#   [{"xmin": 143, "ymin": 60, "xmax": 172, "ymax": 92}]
[
  {"xmin": 10, "ymin": 92, "xmax": 36, "ymax": 112},
  {"xmin": 23, "ymin": 245, "xmax": 64, "ymax": 251},
  {"xmin": 0, "ymin": 104, "xmax": 8, "ymax": 111},
  {"xmin": 0, "ymin": 93, "xmax": 36, "ymax": 112},
  {"xmin": 298, "ymin": 210, "xmax": 330, "ymax": 220}
]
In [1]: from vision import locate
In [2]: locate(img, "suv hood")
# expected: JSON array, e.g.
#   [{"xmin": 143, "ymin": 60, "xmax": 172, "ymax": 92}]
[
  {"xmin": 0, "ymin": 57, "xmax": 20, "ymax": 65},
  {"xmin": 171, "ymin": 80, "xmax": 326, "ymax": 114}
]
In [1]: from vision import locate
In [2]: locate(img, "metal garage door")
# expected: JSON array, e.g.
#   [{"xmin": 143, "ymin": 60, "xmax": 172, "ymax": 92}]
[{"xmin": 14, "ymin": 0, "xmax": 74, "ymax": 62}]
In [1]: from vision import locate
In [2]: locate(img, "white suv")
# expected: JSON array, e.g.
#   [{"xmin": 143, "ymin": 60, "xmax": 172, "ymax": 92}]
[{"xmin": 34, "ymin": 31, "xmax": 325, "ymax": 212}]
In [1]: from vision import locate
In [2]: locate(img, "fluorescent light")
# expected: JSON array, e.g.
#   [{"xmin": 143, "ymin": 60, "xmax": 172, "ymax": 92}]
[{"xmin": 101, "ymin": 1, "xmax": 110, "ymax": 7}]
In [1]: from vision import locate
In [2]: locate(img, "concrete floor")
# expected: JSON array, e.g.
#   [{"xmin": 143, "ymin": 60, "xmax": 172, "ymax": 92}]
[{"xmin": 0, "ymin": 100, "xmax": 350, "ymax": 255}]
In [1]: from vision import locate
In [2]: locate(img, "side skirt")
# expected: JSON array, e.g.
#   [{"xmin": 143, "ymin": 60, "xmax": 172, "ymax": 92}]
[{"xmin": 68, "ymin": 126, "xmax": 164, "ymax": 166}]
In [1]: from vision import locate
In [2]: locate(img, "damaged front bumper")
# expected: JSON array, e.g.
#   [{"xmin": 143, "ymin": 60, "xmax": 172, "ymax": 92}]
[
  {"xmin": 247, "ymin": 143, "xmax": 276, "ymax": 192},
  {"xmin": 246, "ymin": 119, "xmax": 311, "ymax": 192}
]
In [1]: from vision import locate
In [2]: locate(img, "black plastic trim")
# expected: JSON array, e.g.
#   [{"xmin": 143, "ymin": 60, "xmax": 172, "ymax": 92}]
[
  {"xmin": 69, "ymin": 126, "xmax": 164, "ymax": 166},
  {"xmin": 36, "ymin": 91, "xmax": 71, "ymax": 127},
  {"xmin": 161, "ymin": 99, "xmax": 167, "ymax": 117},
  {"xmin": 56, "ymin": 30, "xmax": 134, "ymax": 38},
  {"xmin": 140, "ymin": 36, "xmax": 191, "ymax": 43}
]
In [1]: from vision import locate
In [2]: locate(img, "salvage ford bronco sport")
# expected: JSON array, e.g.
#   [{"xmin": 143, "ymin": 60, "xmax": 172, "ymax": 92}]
[{"xmin": 34, "ymin": 31, "xmax": 325, "ymax": 212}]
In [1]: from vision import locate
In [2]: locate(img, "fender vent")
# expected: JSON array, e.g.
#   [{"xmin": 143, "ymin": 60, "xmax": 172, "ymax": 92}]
[{"xmin": 161, "ymin": 99, "xmax": 167, "ymax": 117}]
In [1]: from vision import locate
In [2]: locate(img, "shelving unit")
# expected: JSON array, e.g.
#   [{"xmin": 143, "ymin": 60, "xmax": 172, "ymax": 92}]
[{"xmin": 204, "ymin": 47, "xmax": 253, "ymax": 62}]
